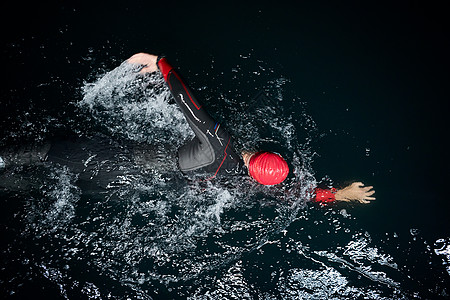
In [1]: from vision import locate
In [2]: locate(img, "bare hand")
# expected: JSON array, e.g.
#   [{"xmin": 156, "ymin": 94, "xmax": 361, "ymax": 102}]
[
  {"xmin": 335, "ymin": 182, "xmax": 375, "ymax": 204},
  {"xmin": 127, "ymin": 53, "xmax": 158, "ymax": 74}
]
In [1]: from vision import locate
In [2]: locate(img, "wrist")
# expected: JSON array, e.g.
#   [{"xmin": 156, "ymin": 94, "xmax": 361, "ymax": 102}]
[
  {"xmin": 314, "ymin": 188, "xmax": 336, "ymax": 203},
  {"xmin": 334, "ymin": 189, "xmax": 347, "ymax": 201},
  {"xmin": 157, "ymin": 57, "xmax": 173, "ymax": 81},
  {"xmin": 156, "ymin": 55, "xmax": 165, "ymax": 67}
]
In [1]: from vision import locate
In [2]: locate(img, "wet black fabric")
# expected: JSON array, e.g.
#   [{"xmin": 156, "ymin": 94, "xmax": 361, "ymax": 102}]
[{"xmin": 163, "ymin": 63, "xmax": 243, "ymax": 178}]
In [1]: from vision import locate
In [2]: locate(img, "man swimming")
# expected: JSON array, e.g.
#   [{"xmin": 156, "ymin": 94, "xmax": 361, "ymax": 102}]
[
  {"xmin": 126, "ymin": 53, "xmax": 376, "ymax": 204},
  {"xmin": 0, "ymin": 52, "xmax": 375, "ymax": 203}
]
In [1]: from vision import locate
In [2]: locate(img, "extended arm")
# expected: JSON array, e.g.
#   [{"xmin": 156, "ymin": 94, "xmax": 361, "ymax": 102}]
[
  {"xmin": 127, "ymin": 52, "xmax": 242, "ymax": 176},
  {"xmin": 314, "ymin": 182, "xmax": 375, "ymax": 204},
  {"xmin": 127, "ymin": 52, "xmax": 218, "ymax": 134}
]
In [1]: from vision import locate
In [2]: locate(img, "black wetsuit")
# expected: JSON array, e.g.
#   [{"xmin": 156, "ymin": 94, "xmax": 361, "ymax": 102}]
[
  {"xmin": 157, "ymin": 57, "xmax": 243, "ymax": 179},
  {"xmin": 0, "ymin": 58, "xmax": 243, "ymax": 187}
]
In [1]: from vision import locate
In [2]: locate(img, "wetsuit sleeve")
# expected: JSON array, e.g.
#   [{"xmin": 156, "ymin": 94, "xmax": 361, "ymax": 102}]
[
  {"xmin": 157, "ymin": 57, "xmax": 240, "ymax": 175},
  {"xmin": 157, "ymin": 58, "xmax": 217, "ymax": 134},
  {"xmin": 313, "ymin": 188, "xmax": 337, "ymax": 203}
]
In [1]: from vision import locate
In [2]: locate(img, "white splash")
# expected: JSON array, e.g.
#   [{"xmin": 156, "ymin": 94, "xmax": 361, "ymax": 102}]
[
  {"xmin": 24, "ymin": 165, "xmax": 80, "ymax": 237},
  {"xmin": 434, "ymin": 238, "xmax": 450, "ymax": 276},
  {"xmin": 277, "ymin": 267, "xmax": 401, "ymax": 300},
  {"xmin": 79, "ymin": 62, "xmax": 191, "ymax": 145},
  {"xmin": 314, "ymin": 233, "xmax": 400, "ymax": 289}
]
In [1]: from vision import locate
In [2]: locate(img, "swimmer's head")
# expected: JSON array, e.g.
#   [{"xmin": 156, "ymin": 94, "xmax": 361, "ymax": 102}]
[{"xmin": 243, "ymin": 151, "xmax": 289, "ymax": 185}]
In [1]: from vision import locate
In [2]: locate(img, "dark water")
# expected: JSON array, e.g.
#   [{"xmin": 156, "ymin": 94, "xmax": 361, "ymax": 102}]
[{"xmin": 1, "ymin": 2, "xmax": 449, "ymax": 299}]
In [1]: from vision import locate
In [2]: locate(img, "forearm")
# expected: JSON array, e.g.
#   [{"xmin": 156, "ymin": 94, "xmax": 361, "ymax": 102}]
[
  {"xmin": 157, "ymin": 57, "xmax": 217, "ymax": 132},
  {"xmin": 314, "ymin": 182, "xmax": 376, "ymax": 204}
]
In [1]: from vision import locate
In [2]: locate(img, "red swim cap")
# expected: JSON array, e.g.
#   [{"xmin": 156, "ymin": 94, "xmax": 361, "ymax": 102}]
[{"xmin": 248, "ymin": 152, "xmax": 289, "ymax": 185}]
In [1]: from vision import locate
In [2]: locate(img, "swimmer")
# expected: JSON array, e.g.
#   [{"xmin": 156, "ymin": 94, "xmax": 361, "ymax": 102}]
[
  {"xmin": 0, "ymin": 53, "xmax": 375, "ymax": 204},
  {"xmin": 126, "ymin": 53, "xmax": 376, "ymax": 204}
]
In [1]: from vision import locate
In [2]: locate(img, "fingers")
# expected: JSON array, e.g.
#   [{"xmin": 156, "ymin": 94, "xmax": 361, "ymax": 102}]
[
  {"xmin": 362, "ymin": 185, "xmax": 373, "ymax": 191},
  {"xmin": 127, "ymin": 52, "xmax": 151, "ymax": 64},
  {"xmin": 358, "ymin": 196, "xmax": 375, "ymax": 204},
  {"xmin": 362, "ymin": 186, "xmax": 375, "ymax": 203},
  {"xmin": 351, "ymin": 182, "xmax": 374, "ymax": 190},
  {"xmin": 127, "ymin": 54, "xmax": 143, "ymax": 64},
  {"xmin": 363, "ymin": 185, "xmax": 375, "ymax": 200},
  {"xmin": 126, "ymin": 53, "xmax": 158, "ymax": 73},
  {"xmin": 349, "ymin": 181, "xmax": 376, "ymax": 203},
  {"xmin": 138, "ymin": 64, "xmax": 158, "ymax": 74},
  {"xmin": 365, "ymin": 189, "xmax": 375, "ymax": 196}
]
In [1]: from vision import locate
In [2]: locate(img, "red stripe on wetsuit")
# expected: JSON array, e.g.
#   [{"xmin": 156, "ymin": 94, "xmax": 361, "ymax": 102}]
[
  {"xmin": 157, "ymin": 56, "xmax": 240, "ymax": 179},
  {"xmin": 207, "ymin": 137, "xmax": 231, "ymax": 180},
  {"xmin": 158, "ymin": 57, "xmax": 201, "ymax": 110}
]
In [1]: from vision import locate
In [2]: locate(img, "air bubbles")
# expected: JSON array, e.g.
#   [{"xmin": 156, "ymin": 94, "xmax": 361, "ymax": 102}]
[
  {"xmin": 340, "ymin": 209, "xmax": 350, "ymax": 218},
  {"xmin": 434, "ymin": 238, "xmax": 450, "ymax": 276},
  {"xmin": 410, "ymin": 228, "xmax": 419, "ymax": 236}
]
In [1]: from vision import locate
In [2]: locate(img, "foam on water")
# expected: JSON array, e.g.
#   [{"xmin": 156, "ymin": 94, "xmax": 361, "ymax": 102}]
[
  {"xmin": 23, "ymin": 165, "xmax": 80, "ymax": 238},
  {"xmin": 189, "ymin": 231, "xmax": 409, "ymax": 299},
  {"xmin": 314, "ymin": 234, "xmax": 400, "ymax": 289},
  {"xmin": 434, "ymin": 238, "xmax": 450, "ymax": 276},
  {"xmin": 78, "ymin": 62, "xmax": 192, "ymax": 145},
  {"xmin": 276, "ymin": 267, "xmax": 401, "ymax": 300}
]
